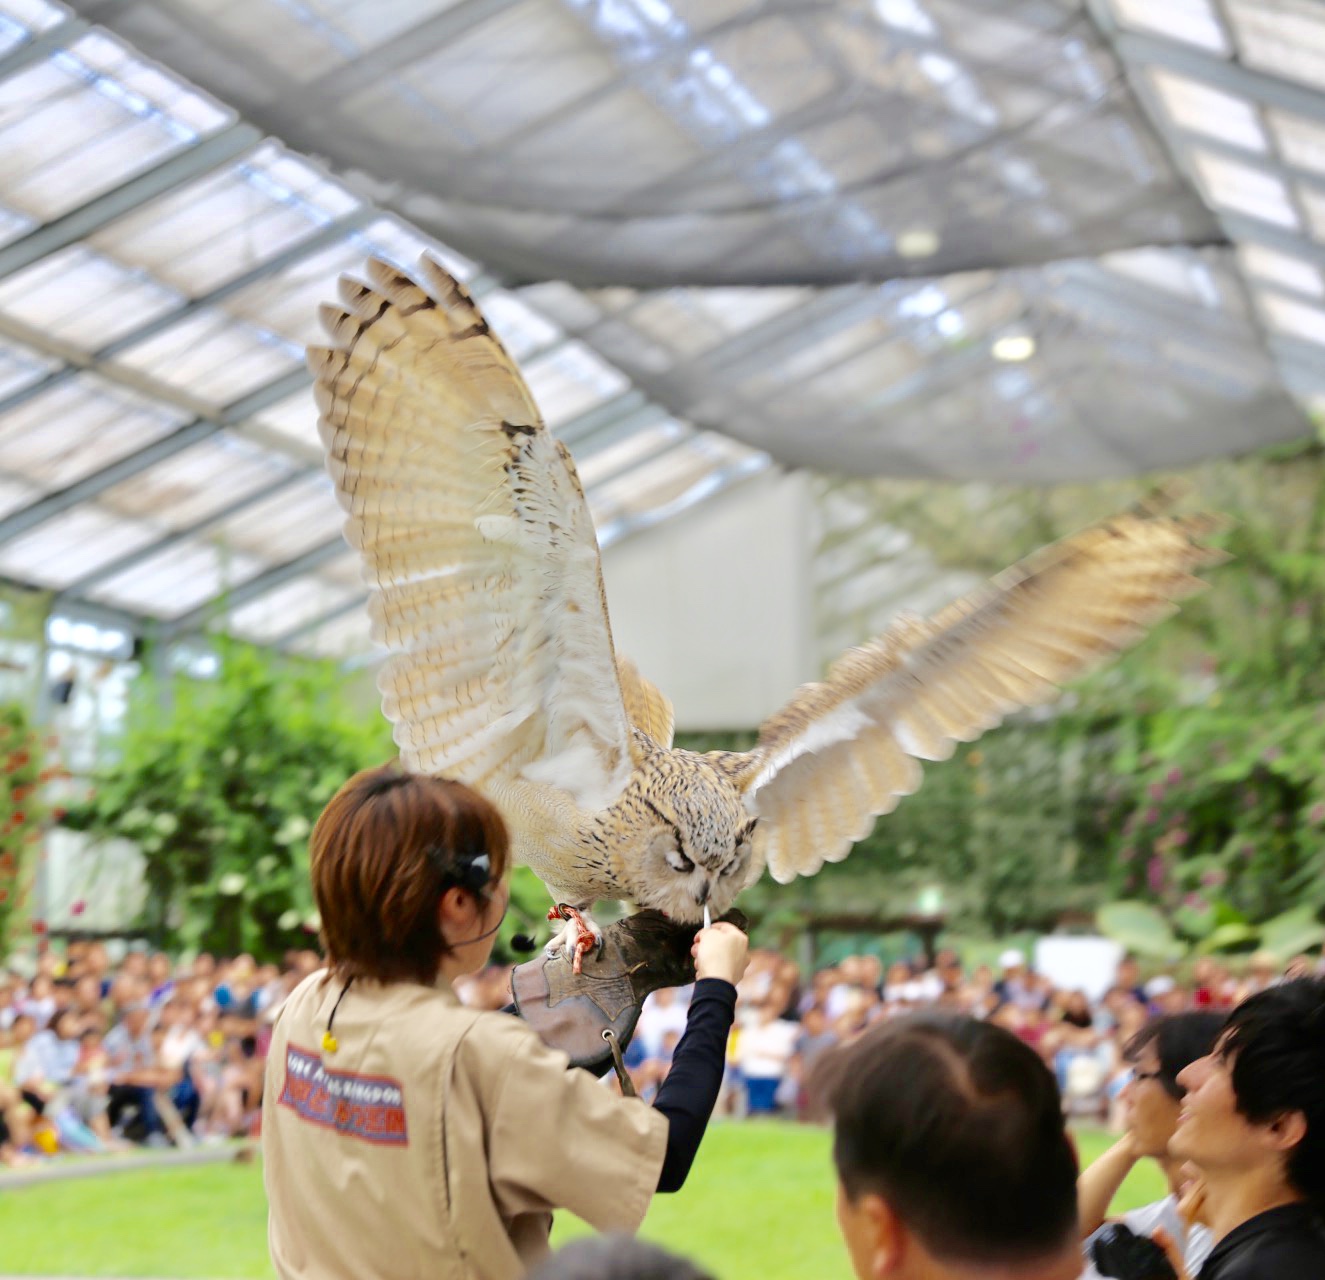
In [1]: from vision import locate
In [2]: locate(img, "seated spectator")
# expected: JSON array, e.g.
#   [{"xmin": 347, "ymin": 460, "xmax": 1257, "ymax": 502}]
[
  {"xmin": 735, "ymin": 1000, "xmax": 798, "ymax": 1116},
  {"xmin": 1078, "ymin": 1010, "xmax": 1225, "ymax": 1279},
  {"xmin": 821, "ymin": 1011, "xmax": 1081, "ymax": 1280},
  {"xmin": 789, "ymin": 1005, "xmax": 838, "ymax": 1121},
  {"xmin": 104, "ymin": 986, "xmax": 164, "ymax": 1143},
  {"xmin": 1164, "ymin": 977, "xmax": 1325, "ymax": 1277},
  {"xmin": 526, "ymin": 1236, "xmax": 715, "ymax": 1280}
]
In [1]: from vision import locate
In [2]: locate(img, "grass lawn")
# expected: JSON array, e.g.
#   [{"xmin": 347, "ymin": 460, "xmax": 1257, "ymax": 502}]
[{"xmin": 0, "ymin": 1125, "xmax": 1165, "ymax": 1278}]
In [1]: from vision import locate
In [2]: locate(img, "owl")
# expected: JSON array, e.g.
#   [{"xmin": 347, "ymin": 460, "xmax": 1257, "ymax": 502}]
[{"xmin": 310, "ymin": 258, "xmax": 1223, "ymax": 969}]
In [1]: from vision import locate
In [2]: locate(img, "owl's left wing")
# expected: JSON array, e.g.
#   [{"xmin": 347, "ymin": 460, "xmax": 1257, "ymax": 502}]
[
  {"xmin": 736, "ymin": 510, "xmax": 1225, "ymax": 884},
  {"xmin": 311, "ymin": 256, "xmax": 634, "ymax": 812}
]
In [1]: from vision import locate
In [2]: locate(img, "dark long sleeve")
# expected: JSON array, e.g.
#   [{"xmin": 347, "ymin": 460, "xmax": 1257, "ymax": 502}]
[{"xmin": 651, "ymin": 978, "xmax": 737, "ymax": 1193}]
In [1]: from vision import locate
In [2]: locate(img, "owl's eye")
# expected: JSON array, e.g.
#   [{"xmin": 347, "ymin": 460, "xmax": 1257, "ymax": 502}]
[{"xmin": 666, "ymin": 848, "xmax": 695, "ymax": 874}]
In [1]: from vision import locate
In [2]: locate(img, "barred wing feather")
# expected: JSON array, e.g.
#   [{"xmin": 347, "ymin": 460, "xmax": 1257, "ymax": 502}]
[
  {"xmin": 739, "ymin": 511, "xmax": 1226, "ymax": 884},
  {"xmin": 309, "ymin": 256, "xmax": 634, "ymax": 812}
]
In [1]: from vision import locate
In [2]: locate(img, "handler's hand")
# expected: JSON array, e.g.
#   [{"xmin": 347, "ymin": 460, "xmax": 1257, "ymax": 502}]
[{"xmin": 692, "ymin": 922, "xmax": 749, "ymax": 985}]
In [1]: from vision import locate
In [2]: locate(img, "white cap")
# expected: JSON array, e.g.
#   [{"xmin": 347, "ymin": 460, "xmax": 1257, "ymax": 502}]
[
  {"xmin": 999, "ymin": 948, "xmax": 1025, "ymax": 970},
  {"xmin": 1144, "ymin": 976, "xmax": 1176, "ymax": 999}
]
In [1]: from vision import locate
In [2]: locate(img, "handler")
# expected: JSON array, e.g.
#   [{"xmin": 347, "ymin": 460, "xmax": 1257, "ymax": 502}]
[{"xmin": 262, "ymin": 764, "xmax": 749, "ymax": 1280}]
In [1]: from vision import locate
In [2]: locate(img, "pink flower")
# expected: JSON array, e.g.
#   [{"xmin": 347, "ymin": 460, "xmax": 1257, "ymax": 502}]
[
  {"xmin": 1148, "ymin": 782, "xmax": 1166, "ymax": 801},
  {"xmin": 1166, "ymin": 767, "xmax": 1184, "ymax": 786},
  {"xmin": 1308, "ymin": 802, "xmax": 1325, "ymax": 825},
  {"xmin": 70, "ymin": 899, "xmax": 85, "ymax": 917},
  {"xmin": 1184, "ymin": 893, "xmax": 1208, "ymax": 911},
  {"xmin": 1200, "ymin": 869, "xmax": 1226, "ymax": 888},
  {"xmin": 1147, "ymin": 856, "xmax": 1166, "ymax": 893},
  {"xmin": 1171, "ymin": 828, "xmax": 1189, "ymax": 848},
  {"xmin": 1144, "ymin": 807, "xmax": 1161, "ymax": 825}
]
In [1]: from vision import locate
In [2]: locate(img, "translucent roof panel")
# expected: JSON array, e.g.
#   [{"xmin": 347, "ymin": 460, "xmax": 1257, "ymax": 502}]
[
  {"xmin": 221, "ymin": 217, "xmax": 481, "ymax": 349},
  {"xmin": 221, "ymin": 575, "xmax": 361, "ymax": 646},
  {"xmin": 1270, "ymin": 112, "xmax": 1325, "ymax": 179},
  {"xmin": 522, "ymin": 341, "xmax": 631, "ymax": 429},
  {"xmin": 89, "ymin": 143, "xmax": 360, "ymax": 296},
  {"xmin": 94, "ymin": 434, "xmax": 298, "ymax": 531},
  {"xmin": 1239, "ymin": 244, "xmax": 1325, "ymax": 298},
  {"xmin": 0, "ymin": 373, "xmax": 185, "ymax": 496},
  {"xmin": 0, "ymin": 334, "xmax": 58, "ymax": 399},
  {"xmin": 1259, "ymin": 292, "xmax": 1325, "ymax": 347},
  {"xmin": 1110, "ymin": 0, "xmax": 1230, "ymax": 53},
  {"xmin": 0, "ymin": 0, "xmax": 1319, "ymax": 669},
  {"xmin": 0, "ymin": 246, "xmax": 183, "ymax": 352},
  {"xmin": 1225, "ymin": 0, "xmax": 1325, "ymax": 92},
  {"xmin": 0, "ymin": 1, "xmax": 65, "ymax": 56},
  {"xmin": 290, "ymin": 609, "xmax": 375, "ymax": 661},
  {"xmin": 0, "ymin": 470, "xmax": 37, "ymax": 521},
  {"xmin": 0, "ymin": 505, "xmax": 160, "ymax": 589},
  {"xmin": 1148, "ymin": 69, "xmax": 1268, "ymax": 153},
  {"xmin": 112, "ymin": 309, "xmax": 302, "ymax": 406},
  {"xmin": 0, "ymin": 30, "xmax": 232, "ymax": 222},
  {"xmin": 88, "ymin": 540, "xmax": 268, "ymax": 619},
  {"xmin": 1190, "ymin": 151, "xmax": 1300, "ymax": 229},
  {"xmin": 590, "ymin": 433, "xmax": 763, "ymax": 530},
  {"xmin": 208, "ymin": 473, "xmax": 342, "ymax": 560},
  {"xmin": 251, "ymin": 388, "xmax": 320, "ymax": 454}
]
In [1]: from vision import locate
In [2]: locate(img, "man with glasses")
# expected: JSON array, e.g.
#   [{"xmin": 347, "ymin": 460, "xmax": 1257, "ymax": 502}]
[
  {"xmin": 1077, "ymin": 1012, "xmax": 1224, "ymax": 1278},
  {"xmin": 1161, "ymin": 978, "xmax": 1325, "ymax": 1278}
]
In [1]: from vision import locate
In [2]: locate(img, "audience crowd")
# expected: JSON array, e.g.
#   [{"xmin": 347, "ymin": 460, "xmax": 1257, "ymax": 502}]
[
  {"xmin": 1, "ymin": 936, "xmax": 1320, "ymax": 1168},
  {"xmin": 462, "ymin": 941, "xmax": 1325, "ymax": 1126},
  {"xmin": 0, "ymin": 939, "xmax": 320, "ymax": 1164}
]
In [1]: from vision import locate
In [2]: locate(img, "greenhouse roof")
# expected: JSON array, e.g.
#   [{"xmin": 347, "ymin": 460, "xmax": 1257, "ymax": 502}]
[{"xmin": 0, "ymin": 0, "xmax": 1321, "ymax": 662}]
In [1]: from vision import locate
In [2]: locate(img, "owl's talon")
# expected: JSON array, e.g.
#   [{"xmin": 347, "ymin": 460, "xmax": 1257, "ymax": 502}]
[{"xmin": 546, "ymin": 904, "xmax": 602, "ymax": 976}]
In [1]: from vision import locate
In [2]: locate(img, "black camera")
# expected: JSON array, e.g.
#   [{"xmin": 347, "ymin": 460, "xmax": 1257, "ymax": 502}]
[{"xmin": 1090, "ymin": 1223, "xmax": 1178, "ymax": 1280}]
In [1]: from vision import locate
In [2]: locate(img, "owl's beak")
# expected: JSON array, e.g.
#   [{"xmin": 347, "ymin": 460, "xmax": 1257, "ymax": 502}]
[{"xmin": 696, "ymin": 883, "xmax": 710, "ymax": 906}]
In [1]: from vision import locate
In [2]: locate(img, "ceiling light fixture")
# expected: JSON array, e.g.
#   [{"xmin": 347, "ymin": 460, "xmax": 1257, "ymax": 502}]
[
  {"xmin": 897, "ymin": 228, "xmax": 941, "ymax": 258},
  {"xmin": 992, "ymin": 334, "xmax": 1036, "ymax": 362}
]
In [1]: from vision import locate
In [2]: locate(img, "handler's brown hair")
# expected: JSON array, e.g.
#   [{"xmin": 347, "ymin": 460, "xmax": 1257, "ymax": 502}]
[{"xmin": 310, "ymin": 764, "xmax": 510, "ymax": 984}]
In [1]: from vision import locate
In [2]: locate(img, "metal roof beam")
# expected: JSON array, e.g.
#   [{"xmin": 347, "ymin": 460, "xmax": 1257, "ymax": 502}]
[
  {"xmin": 0, "ymin": 17, "xmax": 88, "ymax": 81},
  {"xmin": 596, "ymin": 455, "xmax": 770, "ymax": 551},
  {"xmin": 53, "ymin": 470, "xmax": 310, "ymax": 601},
  {"xmin": 1107, "ymin": 30, "xmax": 1325, "ymax": 130},
  {"xmin": 161, "ymin": 537, "xmax": 348, "ymax": 639},
  {"xmin": 0, "ymin": 205, "xmax": 373, "ymax": 420},
  {"xmin": 272, "ymin": 592, "xmax": 367, "ymax": 653},
  {"xmin": 0, "ymin": 367, "xmax": 310, "ymax": 548},
  {"xmin": 0, "ymin": 121, "xmax": 261, "ymax": 283}
]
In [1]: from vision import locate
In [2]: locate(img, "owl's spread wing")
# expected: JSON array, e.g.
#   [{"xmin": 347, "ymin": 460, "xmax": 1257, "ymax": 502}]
[
  {"xmin": 310, "ymin": 256, "xmax": 634, "ymax": 812},
  {"xmin": 737, "ymin": 511, "xmax": 1226, "ymax": 884},
  {"xmin": 617, "ymin": 655, "xmax": 676, "ymax": 748}
]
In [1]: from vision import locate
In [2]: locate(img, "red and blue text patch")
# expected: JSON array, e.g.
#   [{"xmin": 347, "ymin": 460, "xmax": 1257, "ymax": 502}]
[{"xmin": 279, "ymin": 1044, "xmax": 409, "ymax": 1146}]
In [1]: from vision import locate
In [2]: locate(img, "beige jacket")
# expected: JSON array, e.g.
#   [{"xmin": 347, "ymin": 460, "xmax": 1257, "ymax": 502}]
[{"xmin": 263, "ymin": 970, "xmax": 668, "ymax": 1280}]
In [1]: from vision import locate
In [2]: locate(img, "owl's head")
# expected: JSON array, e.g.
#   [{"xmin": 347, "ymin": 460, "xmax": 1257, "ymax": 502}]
[{"xmin": 635, "ymin": 756, "xmax": 754, "ymax": 924}]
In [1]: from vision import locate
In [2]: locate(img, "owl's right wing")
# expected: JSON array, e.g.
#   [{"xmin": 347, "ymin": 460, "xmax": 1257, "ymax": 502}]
[
  {"xmin": 310, "ymin": 257, "xmax": 635, "ymax": 812},
  {"xmin": 736, "ymin": 509, "xmax": 1226, "ymax": 884}
]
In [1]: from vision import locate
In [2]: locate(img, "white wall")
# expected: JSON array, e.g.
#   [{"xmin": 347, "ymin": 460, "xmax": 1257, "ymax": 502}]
[{"xmin": 599, "ymin": 470, "xmax": 814, "ymax": 732}]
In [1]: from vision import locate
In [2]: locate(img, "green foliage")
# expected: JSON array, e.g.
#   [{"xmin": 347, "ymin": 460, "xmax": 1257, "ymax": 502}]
[
  {"xmin": 60, "ymin": 642, "xmax": 393, "ymax": 959},
  {"xmin": 0, "ymin": 701, "xmax": 44, "ymax": 957}
]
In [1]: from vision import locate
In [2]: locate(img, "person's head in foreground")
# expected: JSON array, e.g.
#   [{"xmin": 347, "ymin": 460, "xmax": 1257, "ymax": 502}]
[
  {"xmin": 525, "ymin": 1235, "xmax": 714, "ymax": 1280},
  {"xmin": 823, "ymin": 1012, "xmax": 1080, "ymax": 1280},
  {"xmin": 310, "ymin": 763, "xmax": 511, "ymax": 985},
  {"xmin": 1171, "ymin": 977, "xmax": 1325, "ymax": 1220},
  {"xmin": 1121, "ymin": 1011, "xmax": 1227, "ymax": 1161}
]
